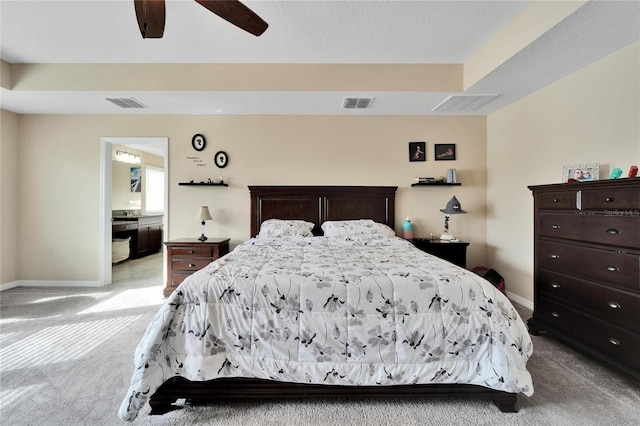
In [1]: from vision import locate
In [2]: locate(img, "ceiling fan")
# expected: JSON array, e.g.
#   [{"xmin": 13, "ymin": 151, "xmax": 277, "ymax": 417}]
[{"xmin": 134, "ymin": 0, "xmax": 268, "ymax": 38}]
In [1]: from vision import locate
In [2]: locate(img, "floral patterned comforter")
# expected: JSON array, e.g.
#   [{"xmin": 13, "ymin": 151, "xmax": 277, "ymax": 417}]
[{"xmin": 119, "ymin": 236, "xmax": 533, "ymax": 421}]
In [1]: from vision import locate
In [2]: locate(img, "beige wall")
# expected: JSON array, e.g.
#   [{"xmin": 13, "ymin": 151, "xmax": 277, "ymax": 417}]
[
  {"xmin": 8, "ymin": 114, "xmax": 487, "ymax": 283},
  {"xmin": 486, "ymin": 41, "xmax": 640, "ymax": 305},
  {"xmin": 1, "ymin": 109, "xmax": 19, "ymax": 284}
]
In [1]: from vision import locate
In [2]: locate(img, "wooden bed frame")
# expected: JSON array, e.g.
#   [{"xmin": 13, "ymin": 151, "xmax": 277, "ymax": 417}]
[{"xmin": 148, "ymin": 186, "xmax": 519, "ymax": 415}]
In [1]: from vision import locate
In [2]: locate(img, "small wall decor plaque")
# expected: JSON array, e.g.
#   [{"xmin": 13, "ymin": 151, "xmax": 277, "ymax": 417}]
[{"xmin": 409, "ymin": 142, "xmax": 426, "ymax": 162}]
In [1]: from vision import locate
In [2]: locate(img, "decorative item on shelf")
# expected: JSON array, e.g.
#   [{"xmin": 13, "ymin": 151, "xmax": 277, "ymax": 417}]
[
  {"xmin": 562, "ymin": 163, "xmax": 599, "ymax": 183},
  {"xmin": 439, "ymin": 196, "xmax": 467, "ymax": 241},
  {"xmin": 629, "ymin": 166, "xmax": 638, "ymax": 178},
  {"xmin": 610, "ymin": 168, "xmax": 623, "ymax": 179},
  {"xmin": 446, "ymin": 168, "xmax": 457, "ymax": 183},
  {"xmin": 197, "ymin": 206, "xmax": 213, "ymax": 241},
  {"xmin": 402, "ymin": 217, "xmax": 414, "ymax": 239},
  {"xmin": 414, "ymin": 177, "xmax": 436, "ymax": 184}
]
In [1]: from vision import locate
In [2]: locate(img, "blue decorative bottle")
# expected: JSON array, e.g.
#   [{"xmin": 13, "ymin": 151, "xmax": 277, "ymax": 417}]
[{"xmin": 402, "ymin": 217, "xmax": 413, "ymax": 240}]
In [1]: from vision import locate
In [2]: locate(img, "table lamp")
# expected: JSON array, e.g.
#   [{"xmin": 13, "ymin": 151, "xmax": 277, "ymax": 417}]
[
  {"xmin": 197, "ymin": 206, "xmax": 213, "ymax": 241},
  {"xmin": 439, "ymin": 196, "xmax": 467, "ymax": 240}
]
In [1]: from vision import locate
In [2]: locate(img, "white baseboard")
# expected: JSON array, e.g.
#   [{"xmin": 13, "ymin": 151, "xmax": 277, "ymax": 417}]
[
  {"xmin": 1, "ymin": 280, "xmax": 103, "ymax": 291},
  {"xmin": 506, "ymin": 291, "xmax": 534, "ymax": 311}
]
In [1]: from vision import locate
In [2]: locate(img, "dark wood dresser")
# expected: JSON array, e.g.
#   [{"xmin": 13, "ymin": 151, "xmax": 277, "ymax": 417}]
[
  {"xmin": 528, "ymin": 179, "xmax": 639, "ymax": 383},
  {"xmin": 164, "ymin": 238, "xmax": 230, "ymax": 297}
]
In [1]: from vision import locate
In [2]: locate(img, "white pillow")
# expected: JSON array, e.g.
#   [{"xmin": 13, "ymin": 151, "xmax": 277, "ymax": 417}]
[
  {"xmin": 257, "ymin": 219, "xmax": 315, "ymax": 238},
  {"xmin": 321, "ymin": 219, "xmax": 395, "ymax": 238}
]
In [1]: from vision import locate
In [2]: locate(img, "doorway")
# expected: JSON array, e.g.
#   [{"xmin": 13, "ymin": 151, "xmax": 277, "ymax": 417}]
[{"xmin": 100, "ymin": 137, "xmax": 169, "ymax": 286}]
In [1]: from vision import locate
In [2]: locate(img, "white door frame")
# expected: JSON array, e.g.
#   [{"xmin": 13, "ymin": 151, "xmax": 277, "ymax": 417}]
[{"xmin": 99, "ymin": 137, "xmax": 169, "ymax": 286}]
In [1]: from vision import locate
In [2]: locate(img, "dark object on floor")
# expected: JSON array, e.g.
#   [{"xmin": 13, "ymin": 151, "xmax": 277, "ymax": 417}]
[{"xmin": 471, "ymin": 266, "xmax": 505, "ymax": 293}]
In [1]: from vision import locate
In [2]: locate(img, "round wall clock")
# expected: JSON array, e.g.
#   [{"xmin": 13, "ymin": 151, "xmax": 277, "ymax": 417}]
[
  {"xmin": 214, "ymin": 151, "xmax": 228, "ymax": 168},
  {"xmin": 191, "ymin": 134, "xmax": 206, "ymax": 151}
]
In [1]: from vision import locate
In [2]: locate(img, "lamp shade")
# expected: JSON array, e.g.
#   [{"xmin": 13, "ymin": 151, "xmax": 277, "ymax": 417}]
[
  {"xmin": 440, "ymin": 196, "xmax": 467, "ymax": 215},
  {"xmin": 197, "ymin": 206, "xmax": 213, "ymax": 221}
]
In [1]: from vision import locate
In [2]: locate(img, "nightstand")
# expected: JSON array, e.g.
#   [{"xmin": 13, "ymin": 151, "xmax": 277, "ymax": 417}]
[
  {"xmin": 411, "ymin": 238, "xmax": 469, "ymax": 268},
  {"xmin": 164, "ymin": 238, "xmax": 230, "ymax": 297}
]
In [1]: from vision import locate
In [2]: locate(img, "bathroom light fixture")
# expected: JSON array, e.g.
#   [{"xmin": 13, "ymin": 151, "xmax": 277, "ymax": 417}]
[{"xmin": 115, "ymin": 149, "xmax": 141, "ymax": 164}]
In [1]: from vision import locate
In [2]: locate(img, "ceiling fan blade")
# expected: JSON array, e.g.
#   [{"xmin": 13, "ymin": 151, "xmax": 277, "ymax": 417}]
[
  {"xmin": 134, "ymin": 0, "xmax": 166, "ymax": 38},
  {"xmin": 195, "ymin": 0, "xmax": 268, "ymax": 36}
]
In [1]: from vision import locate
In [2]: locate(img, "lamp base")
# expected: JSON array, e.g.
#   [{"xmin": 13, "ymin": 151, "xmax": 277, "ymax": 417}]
[
  {"xmin": 440, "ymin": 233, "xmax": 455, "ymax": 241},
  {"xmin": 198, "ymin": 234, "xmax": 208, "ymax": 241}
]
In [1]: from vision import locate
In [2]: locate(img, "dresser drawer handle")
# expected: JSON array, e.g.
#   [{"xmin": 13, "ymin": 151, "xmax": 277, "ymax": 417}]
[
  {"xmin": 607, "ymin": 301, "xmax": 621, "ymax": 309},
  {"xmin": 550, "ymin": 282, "xmax": 560, "ymax": 289},
  {"xmin": 189, "ymin": 250, "xmax": 195, "ymax": 254},
  {"xmin": 549, "ymin": 254, "xmax": 560, "ymax": 259},
  {"xmin": 606, "ymin": 265, "xmax": 619, "ymax": 272},
  {"xmin": 551, "ymin": 312, "xmax": 560, "ymax": 318},
  {"xmin": 552, "ymin": 198, "xmax": 559, "ymax": 203},
  {"xmin": 608, "ymin": 338, "xmax": 621, "ymax": 346},
  {"xmin": 604, "ymin": 197, "xmax": 614, "ymax": 203},
  {"xmin": 605, "ymin": 228, "xmax": 619, "ymax": 235},
  {"xmin": 551, "ymin": 224, "xmax": 560, "ymax": 229},
  {"xmin": 188, "ymin": 263, "xmax": 196, "ymax": 268}
]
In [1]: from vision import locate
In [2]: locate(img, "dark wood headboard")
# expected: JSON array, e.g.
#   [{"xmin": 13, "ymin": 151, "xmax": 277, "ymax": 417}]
[{"xmin": 249, "ymin": 186, "xmax": 397, "ymax": 237}]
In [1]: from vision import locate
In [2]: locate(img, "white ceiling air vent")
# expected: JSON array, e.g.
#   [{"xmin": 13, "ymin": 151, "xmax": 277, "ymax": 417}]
[
  {"xmin": 343, "ymin": 97, "xmax": 374, "ymax": 109},
  {"xmin": 432, "ymin": 94, "xmax": 499, "ymax": 112},
  {"xmin": 105, "ymin": 97, "xmax": 148, "ymax": 109}
]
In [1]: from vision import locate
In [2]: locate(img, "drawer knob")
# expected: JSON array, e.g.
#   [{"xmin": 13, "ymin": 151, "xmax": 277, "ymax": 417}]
[
  {"xmin": 551, "ymin": 224, "xmax": 560, "ymax": 229},
  {"xmin": 550, "ymin": 254, "xmax": 560, "ymax": 259},
  {"xmin": 605, "ymin": 197, "xmax": 614, "ymax": 203},
  {"xmin": 188, "ymin": 263, "xmax": 196, "ymax": 268},
  {"xmin": 606, "ymin": 265, "xmax": 619, "ymax": 272},
  {"xmin": 550, "ymin": 282, "xmax": 560, "ymax": 289},
  {"xmin": 608, "ymin": 338, "xmax": 621, "ymax": 346},
  {"xmin": 551, "ymin": 312, "xmax": 560, "ymax": 318},
  {"xmin": 605, "ymin": 228, "xmax": 619, "ymax": 235},
  {"xmin": 552, "ymin": 198, "xmax": 559, "ymax": 203},
  {"xmin": 189, "ymin": 250, "xmax": 194, "ymax": 254},
  {"xmin": 607, "ymin": 301, "xmax": 621, "ymax": 309}
]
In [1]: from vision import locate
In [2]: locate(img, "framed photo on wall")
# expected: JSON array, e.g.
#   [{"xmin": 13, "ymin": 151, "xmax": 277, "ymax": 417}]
[
  {"xmin": 562, "ymin": 163, "xmax": 599, "ymax": 182},
  {"xmin": 409, "ymin": 142, "xmax": 426, "ymax": 162},
  {"xmin": 435, "ymin": 144, "xmax": 456, "ymax": 161}
]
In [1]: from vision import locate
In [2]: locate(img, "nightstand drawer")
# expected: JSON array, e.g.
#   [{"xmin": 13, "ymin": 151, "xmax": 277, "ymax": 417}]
[
  {"xmin": 537, "ymin": 269, "xmax": 640, "ymax": 328},
  {"xmin": 171, "ymin": 246, "xmax": 213, "ymax": 257},
  {"xmin": 172, "ymin": 258, "xmax": 211, "ymax": 272},
  {"xmin": 539, "ymin": 213, "xmax": 639, "ymax": 248},
  {"xmin": 537, "ymin": 297, "xmax": 640, "ymax": 372},
  {"xmin": 539, "ymin": 241, "xmax": 639, "ymax": 291}
]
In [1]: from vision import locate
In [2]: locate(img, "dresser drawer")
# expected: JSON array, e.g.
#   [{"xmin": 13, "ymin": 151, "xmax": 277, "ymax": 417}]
[
  {"xmin": 171, "ymin": 246, "xmax": 213, "ymax": 257},
  {"xmin": 112, "ymin": 222, "xmax": 138, "ymax": 233},
  {"xmin": 537, "ymin": 269, "xmax": 640, "ymax": 328},
  {"xmin": 172, "ymin": 258, "xmax": 212, "ymax": 272},
  {"xmin": 538, "ymin": 190, "xmax": 578, "ymax": 210},
  {"xmin": 539, "ymin": 241, "xmax": 639, "ymax": 291},
  {"xmin": 539, "ymin": 213, "xmax": 639, "ymax": 248},
  {"xmin": 536, "ymin": 297, "xmax": 640, "ymax": 372},
  {"xmin": 580, "ymin": 187, "xmax": 640, "ymax": 210}
]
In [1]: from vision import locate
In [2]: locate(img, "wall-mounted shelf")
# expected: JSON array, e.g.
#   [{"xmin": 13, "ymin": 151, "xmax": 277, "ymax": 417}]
[
  {"xmin": 178, "ymin": 182, "xmax": 228, "ymax": 187},
  {"xmin": 411, "ymin": 182, "xmax": 461, "ymax": 187}
]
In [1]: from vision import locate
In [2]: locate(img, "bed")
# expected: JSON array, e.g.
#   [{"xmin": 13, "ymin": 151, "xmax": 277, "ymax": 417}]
[{"xmin": 118, "ymin": 186, "xmax": 533, "ymax": 421}]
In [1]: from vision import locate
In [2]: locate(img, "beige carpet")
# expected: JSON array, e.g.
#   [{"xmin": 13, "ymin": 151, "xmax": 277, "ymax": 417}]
[{"xmin": 1, "ymin": 253, "xmax": 638, "ymax": 425}]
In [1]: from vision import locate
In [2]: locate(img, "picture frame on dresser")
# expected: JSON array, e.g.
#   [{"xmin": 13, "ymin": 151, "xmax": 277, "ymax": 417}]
[{"xmin": 562, "ymin": 162, "xmax": 599, "ymax": 182}]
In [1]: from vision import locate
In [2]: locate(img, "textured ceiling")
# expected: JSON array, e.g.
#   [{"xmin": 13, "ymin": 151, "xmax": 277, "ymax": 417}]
[{"xmin": 1, "ymin": 0, "xmax": 639, "ymax": 116}]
